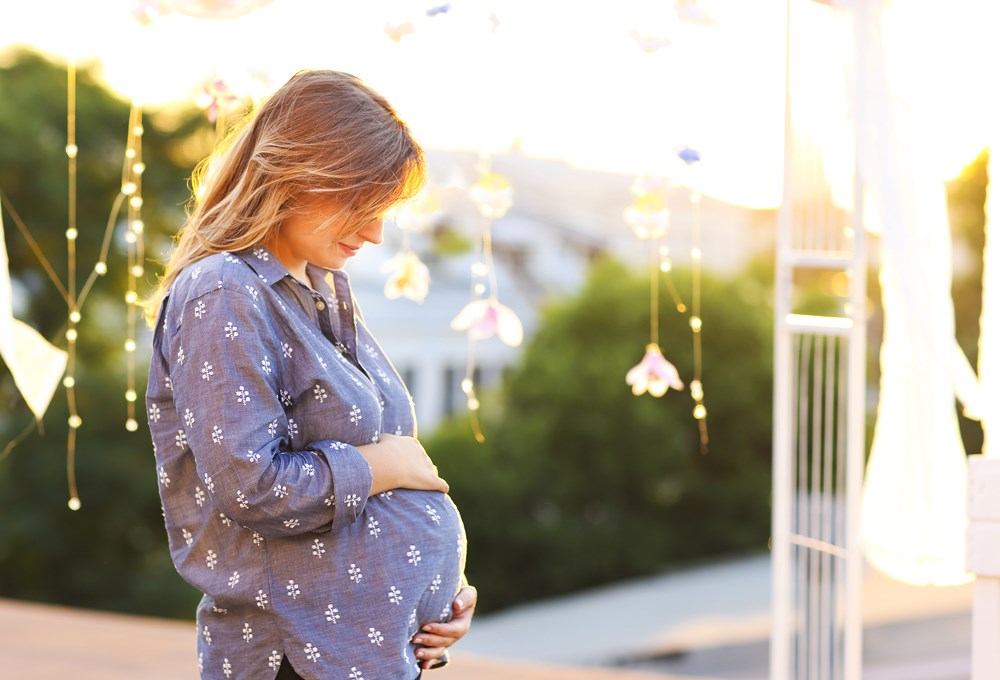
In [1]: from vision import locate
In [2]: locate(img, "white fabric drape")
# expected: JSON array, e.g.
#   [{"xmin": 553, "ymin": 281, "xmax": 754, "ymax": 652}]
[
  {"xmin": 0, "ymin": 207, "xmax": 67, "ymax": 422},
  {"xmin": 853, "ymin": 0, "xmax": 971, "ymax": 585}
]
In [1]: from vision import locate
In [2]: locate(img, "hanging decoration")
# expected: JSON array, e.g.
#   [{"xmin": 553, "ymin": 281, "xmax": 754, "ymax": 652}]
[
  {"xmin": 382, "ymin": 251, "xmax": 431, "ymax": 303},
  {"xmin": 384, "ymin": 3, "xmax": 453, "ymax": 42},
  {"xmin": 382, "ymin": 188, "xmax": 439, "ymax": 303},
  {"xmin": 450, "ymin": 297, "xmax": 523, "ymax": 346},
  {"xmin": 674, "ymin": 0, "xmax": 720, "ymax": 26},
  {"xmin": 0, "ymin": 202, "xmax": 68, "ymax": 427},
  {"xmin": 678, "ymin": 146, "xmax": 709, "ymax": 453},
  {"xmin": 131, "ymin": 0, "xmax": 274, "ymax": 23},
  {"xmin": 63, "ymin": 62, "xmax": 83, "ymax": 510},
  {"xmin": 449, "ymin": 157, "xmax": 522, "ymax": 442},
  {"xmin": 626, "ymin": 343, "xmax": 683, "ymax": 397},
  {"xmin": 628, "ymin": 30, "xmax": 672, "ymax": 54},
  {"xmin": 0, "ymin": 61, "xmax": 151, "ymax": 509},
  {"xmin": 62, "ymin": 72, "xmax": 151, "ymax": 507},
  {"xmin": 197, "ymin": 78, "xmax": 241, "ymax": 133},
  {"xmin": 623, "ymin": 4, "xmax": 714, "ymax": 450},
  {"xmin": 624, "ymin": 174, "xmax": 685, "ymax": 400},
  {"xmin": 120, "ymin": 105, "xmax": 147, "ymax": 436}
]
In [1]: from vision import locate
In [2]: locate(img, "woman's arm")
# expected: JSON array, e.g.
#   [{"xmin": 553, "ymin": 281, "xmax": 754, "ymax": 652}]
[{"xmin": 158, "ymin": 286, "xmax": 445, "ymax": 538}]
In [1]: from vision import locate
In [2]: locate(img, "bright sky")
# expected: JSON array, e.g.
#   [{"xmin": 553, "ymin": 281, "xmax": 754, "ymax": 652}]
[{"xmin": 1, "ymin": 0, "xmax": 997, "ymax": 209}]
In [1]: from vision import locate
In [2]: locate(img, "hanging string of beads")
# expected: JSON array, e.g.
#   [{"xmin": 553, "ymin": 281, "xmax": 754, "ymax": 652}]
[
  {"xmin": 122, "ymin": 104, "xmax": 146, "ymax": 433},
  {"xmin": 624, "ymin": 175, "xmax": 685, "ymax": 398},
  {"xmin": 7, "ymin": 64, "xmax": 151, "ymax": 509},
  {"xmin": 450, "ymin": 154, "xmax": 522, "ymax": 442},
  {"xmin": 64, "ymin": 61, "xmax": 82, "ymax": 511},
  {"xmin": 675, "ymin": 146, "xmax": 708, "ymax": 453}
]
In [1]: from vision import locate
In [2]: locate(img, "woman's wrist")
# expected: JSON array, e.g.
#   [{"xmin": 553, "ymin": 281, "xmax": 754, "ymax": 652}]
[{"xmin": 357, "ymin": 438, "xmax": 400, "ymax": 496}]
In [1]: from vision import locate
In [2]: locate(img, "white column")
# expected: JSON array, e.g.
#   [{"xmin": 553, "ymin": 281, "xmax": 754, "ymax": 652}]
[
  {"xmin": 414, "ymin": 361, "xmax": 448, "ymax": 435},
  {"xmin": 968, "ymin": 456, "xmax": 1000, "ymax": 679},
  {"xmin": 970, "ymin": 126, "xmax": 1000, "ymax": 680}
]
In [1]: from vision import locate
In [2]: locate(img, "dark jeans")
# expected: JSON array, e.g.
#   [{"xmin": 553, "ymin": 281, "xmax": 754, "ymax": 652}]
[{"xmin": 276, "ymin": 655, "xmax": 422, "ymax": 679}]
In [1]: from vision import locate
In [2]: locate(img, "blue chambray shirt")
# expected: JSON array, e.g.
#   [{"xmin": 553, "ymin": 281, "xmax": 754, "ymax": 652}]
[{"xmin": 146, "ymin": 247, "xmax": 467, "ymax": 680}]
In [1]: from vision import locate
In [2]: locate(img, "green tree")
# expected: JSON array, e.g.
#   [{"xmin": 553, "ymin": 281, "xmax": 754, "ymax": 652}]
[
  {"xmin": 0, "ymin": 51, "xmax": 211, "ymax": 617},
  {"xmin": 426, "ymin": 258, "xmax": 774, "ymax": 612},
  {"xmin": 946, "ymin": 149, "xmax": 988, "ymax": 455}
]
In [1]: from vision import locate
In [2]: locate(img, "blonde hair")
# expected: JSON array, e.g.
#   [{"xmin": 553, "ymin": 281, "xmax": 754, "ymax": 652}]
[{"xmin": 143, "ymin": 70, "xmax": 425, "ymax": 326}]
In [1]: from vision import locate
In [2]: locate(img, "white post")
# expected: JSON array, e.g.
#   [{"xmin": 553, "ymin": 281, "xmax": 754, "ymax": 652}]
[
  {"xmin": 969, "ymin": 142, "xmax": 1000, "ymax": 680},
  {"xmin": 968, "ymin": 456, "xmax": 1000, "ymax": 679},
  {"xmin": 769, "ymin": 2, "xmax": 794, "ymax": 677}
]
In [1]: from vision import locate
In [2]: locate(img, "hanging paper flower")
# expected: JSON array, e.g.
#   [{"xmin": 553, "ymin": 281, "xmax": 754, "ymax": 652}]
[
  {"xmin": 674, "ymin": 0, "xmax": 720, "ymax": 25},
  {"xmin": 626, "ymin": 344, "xmax": 684, "ymax": 397},
  {"xmin": 624, "ymin": 193, "xmax": 670, "ymax": 239},
  {"xmin": 677, "ymin": 146, "xmax": 702, "ymax": 165},
  {"xmin": 628, "ymin": 29, "xmax": 671, "ymax": 54},
  {"xmin": 450, "ymin": 298, "xmax": 523, "ymax": 347},
  {"xmin": 394, "ymin": 189, "xmax": 440, "ymax": 232},
  {"xmin": 159, "ymin": 0, "xmax": 274, "ymax": 19},
  {"xmin": 470, "ymin": 173, "xmax": 513, "ymax": 219},
  {"xmin": 426, "ymin": 4, "xmax": 451, "ymax": 17},
  {"xmin": 381, "ymin": 251, "xmax": 431, "ymax": 303},
  {"xmin": 197, "ymin": 79, "xmax": 240, "ymax": 123},
  {"xmin": 132, "ymin": 0, "xmax": 165, "ymax": 25},
  {"xmin": 631, "ymin": 174, "xmax": 671, "ymax": 198},
  {"xmin": 384, "ymin": 20, "xmax": 416, "ymax": 42}
]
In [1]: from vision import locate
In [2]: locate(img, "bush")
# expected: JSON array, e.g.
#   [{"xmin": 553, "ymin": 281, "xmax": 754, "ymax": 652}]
[{"xmin": 426, "ymin": 258, "xmax": 774, "ymax": 612}]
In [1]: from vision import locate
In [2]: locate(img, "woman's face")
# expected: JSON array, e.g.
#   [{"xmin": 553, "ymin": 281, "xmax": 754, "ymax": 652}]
[{"xmin": 271, "ymin": 194, "xmax": 384, "ymax": 273}]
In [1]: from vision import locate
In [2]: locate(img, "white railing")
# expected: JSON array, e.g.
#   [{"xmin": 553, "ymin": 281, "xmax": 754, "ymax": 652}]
[{"xmin": 770, "ymin": 1, "xmax": 866, "ymax": 678}]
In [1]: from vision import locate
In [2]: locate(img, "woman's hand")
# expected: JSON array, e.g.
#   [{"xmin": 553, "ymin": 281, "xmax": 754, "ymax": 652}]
[
  {"xmin": 411, "ymin": 585, "xmax": 478, "ymax": 670},
  {"xmin": 359, "ymin": 434, "xmax": 449, "ymax": 496}
]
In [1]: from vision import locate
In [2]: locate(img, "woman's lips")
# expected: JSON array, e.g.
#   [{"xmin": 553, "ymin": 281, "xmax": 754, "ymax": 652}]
[{"xmin": 339, "ymin": 243, "xmax": 360, "ymax": 257}]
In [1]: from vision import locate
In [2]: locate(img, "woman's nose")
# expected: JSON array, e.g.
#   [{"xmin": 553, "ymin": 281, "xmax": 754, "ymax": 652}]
[{"xmin": 359, "ymin": 218, "xmax": 384, "ymax": 245}]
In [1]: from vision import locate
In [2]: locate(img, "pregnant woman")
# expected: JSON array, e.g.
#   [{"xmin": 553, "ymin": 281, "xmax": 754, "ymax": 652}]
[{"xmin": 144, "ymin": 70, "xmax": 473, "ymax": 680}]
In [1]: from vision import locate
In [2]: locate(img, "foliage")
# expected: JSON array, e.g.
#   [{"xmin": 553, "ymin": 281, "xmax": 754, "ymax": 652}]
[
  {"xmin": 946, "ymin": 149, "xmax": 988, "ymax": 455},
  {"xmin": 425, "ymin": 258, "xmax": 774, "ymax": 613},
  {"xmin": 0, "ymin": 51, "xmax": 208, "ymax": 617}
]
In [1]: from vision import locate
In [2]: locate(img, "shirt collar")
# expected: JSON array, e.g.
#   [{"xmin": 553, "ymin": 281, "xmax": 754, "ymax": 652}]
[
  {"xmin": 233, "ymin": 246, "xmax": 349, "ymax": 292},
  {"xmin": 232, "ymin": 246, "xmax": 298, "ymax": 288}
]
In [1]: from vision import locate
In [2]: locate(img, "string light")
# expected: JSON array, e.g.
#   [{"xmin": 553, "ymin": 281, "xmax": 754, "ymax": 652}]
[
  {"xmin": 58, "ymin": 70, "xmax": 151, "ymax": 510},
  {"xmin": 687, "ymin": 186, "xmax": 709, "ymax": 453},
  {"xmin": 0, "ymin": 62, "xmax": 153, "ymax": 510},
  {"xmin": 450, "ymin": 153, "xmax": 522, "ymax": 442},
  {"xmin": 63, "ymin": 62, "xmax": 82, "ymax": 511}
]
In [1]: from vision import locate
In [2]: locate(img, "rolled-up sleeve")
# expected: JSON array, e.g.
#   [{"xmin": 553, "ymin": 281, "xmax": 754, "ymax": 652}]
[{"xmin": 165, "ymin": 286, "xmax": 373, "ymax": 538}]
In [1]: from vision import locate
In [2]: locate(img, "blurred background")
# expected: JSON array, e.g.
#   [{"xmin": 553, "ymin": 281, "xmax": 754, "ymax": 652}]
[{"xmin": 0, "ymin": 1, "xmax": 992, "ymax": 678}]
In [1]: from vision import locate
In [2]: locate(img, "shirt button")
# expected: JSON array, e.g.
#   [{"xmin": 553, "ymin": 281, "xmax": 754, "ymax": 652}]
[{"xmin": 315, "ymin": 299, "xmax": 326, "ymax": 311}]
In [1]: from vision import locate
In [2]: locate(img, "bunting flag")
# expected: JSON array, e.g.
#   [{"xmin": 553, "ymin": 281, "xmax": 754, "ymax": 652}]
[{"xmin": 0, "ymin": 205, "xmax": 67, "ymax": 422}]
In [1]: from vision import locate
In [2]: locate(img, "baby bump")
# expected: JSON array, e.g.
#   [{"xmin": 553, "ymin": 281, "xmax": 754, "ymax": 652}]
[{"xmin": 361, "ymin": 489, "xmax": 467, "ymax": 626}]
